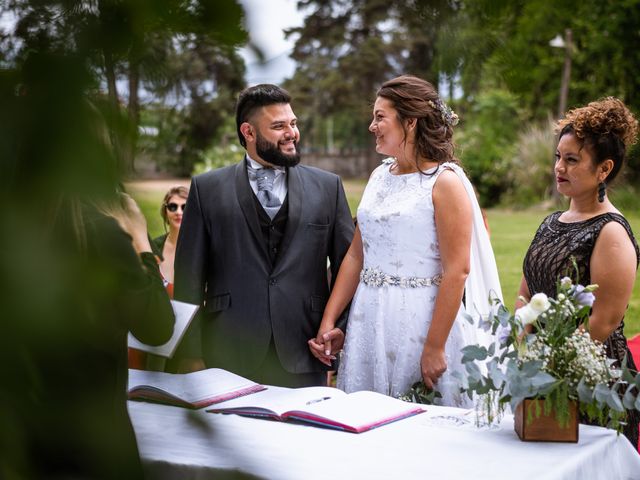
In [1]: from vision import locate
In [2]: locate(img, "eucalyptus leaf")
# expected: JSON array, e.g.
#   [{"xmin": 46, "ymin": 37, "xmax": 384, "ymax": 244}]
[
  {"xmin": 499, "ymin": 348, "xmax": 508, "ymax": 363},
  {"xmin": 505, "ymin": 359, "xmax": 520, "ymax": 376},
  {"xmin": 530, "ymin": 371, "xmax": 556, "ymax": 389},
  {"xmin": 621, "ymin": 367, "xmax": 636, "ymax": 384},
  {"xmin": 622, "ymin": 388, "xmax": 636, "ymax": 410},
  {"xmin": 500, "ymin": 349, "xmax": 517, "ymax": 362},
  {"xmin": 497, "ymin": 307, "xmax": 511, "ymax": 325},
  {"xmin": 577, "ymin": 379, "xmax": 594, "ymax": 403},
  {"xmin": 506, "ymin": 376, "xmax": 533, "ymax": 399},
  {"xmin": 509, "ymin": 395, "xmax": 525, "ymax": 413},
  {"xmin": 461, "ymin": 345, "xmax": 488, "ymax": 362},
  {"xmin": 605, "ymin": 391, "xmax": 624, "ymax": 412},
  {"xmin": 520, "ymin": 360, "xmax": 543, "ymax": 377},
  {"xmin": 594, "ymin": 383, "xmax": 610, "ymax": 403},
  {"xmin": 488, "ymin": 361, "xmax": 506, "ymax": 387},
  {"xmin": 462, "ymin": 311, "xmax": 474, "ymax": 325},
  {"xmin": 451, "ymin": 370, "xmax": 469, "ymax": 390},
  {"xmin": 476, "ymin": 383, "xmax": 492, "ymax": 395},
  {"xmin": 464, "ymin": 361, "xmax": 483, "ymax": 382}
]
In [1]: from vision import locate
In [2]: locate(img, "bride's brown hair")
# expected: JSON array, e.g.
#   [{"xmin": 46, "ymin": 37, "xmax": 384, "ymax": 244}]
[
  {"xmin": 377, "ymin": 75, "xmax": 459, "ymax": 173},
  {"xmin": 556, "ymin": 97, "xmax": 638, "ymax": 184}
]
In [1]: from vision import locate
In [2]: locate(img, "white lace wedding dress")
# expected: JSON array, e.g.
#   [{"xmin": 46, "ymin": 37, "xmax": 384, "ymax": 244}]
[{"xmin": 337, "ymin": 159, "xmax": 502, "ymax": 407}]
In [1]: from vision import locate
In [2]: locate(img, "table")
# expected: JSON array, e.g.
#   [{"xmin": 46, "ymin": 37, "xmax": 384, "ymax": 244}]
[{"xmin": 130, "ymin": 400, "xmax": 640, "ymax": 480}]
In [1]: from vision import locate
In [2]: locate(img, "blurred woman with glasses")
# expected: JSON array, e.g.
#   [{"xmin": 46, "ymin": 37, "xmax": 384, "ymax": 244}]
[
  {"xmin": 154, "ymin": 185, "xmax": 189, "ymax": 298},
  {"xmin": 128, "ymin": 185, "xmax": 188, "ymax": 370}
]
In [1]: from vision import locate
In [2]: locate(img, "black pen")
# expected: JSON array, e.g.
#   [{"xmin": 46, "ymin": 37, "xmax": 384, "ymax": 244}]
[{"xmin": 305, "ymin": 396, "xmax": 332, "ymax": 405}]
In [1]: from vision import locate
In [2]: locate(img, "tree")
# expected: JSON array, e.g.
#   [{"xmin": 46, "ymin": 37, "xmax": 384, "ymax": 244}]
[
  {"xmin": 435, "ymin": 0, "xmax": 640, "ymax": 197},
  {"xmin": 284, "ymin": 0, "xmax": 458, "ymax": 172},
  {"xmin": 148, "ymin": 37, "xmax": 246, "ymax": 176},
  {"xmin": 437, "ymin": 0, "xmax": 640, "ymax": 119},
  {"xmin": 1, "ymin": 0, "xmax": 247, "ymax": 174}
]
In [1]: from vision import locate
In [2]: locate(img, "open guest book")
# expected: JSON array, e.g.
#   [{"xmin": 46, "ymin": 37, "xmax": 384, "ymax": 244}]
[
  {"xmin": 208, "ymin": 386, "xmax": 425, "ymax": 433},
  {"xmin": 128, "ymin": 368, "xmax": 266, "ymax": 409}
]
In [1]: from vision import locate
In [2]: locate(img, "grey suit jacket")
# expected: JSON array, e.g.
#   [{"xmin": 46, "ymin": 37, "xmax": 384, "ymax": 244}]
[{"xmin": 174, "ymin": 159, "xmax": 354, "ymax": 376}]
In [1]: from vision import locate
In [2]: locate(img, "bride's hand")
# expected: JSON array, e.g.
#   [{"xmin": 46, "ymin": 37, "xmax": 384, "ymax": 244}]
[{"xmin": 420, "ymin": 344, "xmax": 447, "ymax": 390}]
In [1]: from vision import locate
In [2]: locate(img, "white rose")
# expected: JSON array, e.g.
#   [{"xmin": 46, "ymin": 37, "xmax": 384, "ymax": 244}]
[
  {"xmin": 515, "ymin": 305, "xmax": 538, "ymax": 325},
  {"xmin": 529, "ymin": 293, "xmax": 550, "ymax": 314},
  {"xmin": 560, "ymin": 277, "xmax": 572, "ymax": 288}
]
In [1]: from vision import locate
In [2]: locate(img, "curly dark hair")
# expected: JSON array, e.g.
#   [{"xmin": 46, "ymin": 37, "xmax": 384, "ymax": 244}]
[
  {"xmin": 376, "ymin": 75, "xmax": 458, "ymax": 173},
  {"xmin": 556, "ymin": 97, "xmax": 638, "ymax": 183}
]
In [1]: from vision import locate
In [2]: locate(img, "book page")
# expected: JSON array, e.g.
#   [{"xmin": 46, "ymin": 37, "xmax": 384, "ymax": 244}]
[
  {"xmin": 128, "ymin": 368, "xmax": 265, "ymax": 407},
  {"xmin": 128, "ymin": 300, "xmax": 198, "ymax": 358},
  {"xmin": 208, "ymin": 386, "xmax": 346, "ymax": 418},
  {"xmin": 283, "ymin": 390, "xmax": 425, "ymax": 432}
]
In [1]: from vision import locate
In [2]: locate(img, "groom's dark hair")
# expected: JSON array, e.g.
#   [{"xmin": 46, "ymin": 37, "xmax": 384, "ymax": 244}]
[{"xmin": 236, "ymin": 84, "xmax": 292, "ymax": 148}]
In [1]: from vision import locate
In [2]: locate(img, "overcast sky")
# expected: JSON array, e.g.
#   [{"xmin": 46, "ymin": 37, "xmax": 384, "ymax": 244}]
[{"xmin": 238, "ymin": 0, "xmax": 305, "ymax": 85}]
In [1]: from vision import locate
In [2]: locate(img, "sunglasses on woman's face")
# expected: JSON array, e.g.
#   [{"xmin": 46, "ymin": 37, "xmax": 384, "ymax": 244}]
[{"xmin": 166, "ymin": 202, "xmax": 186, "ymax": 213}]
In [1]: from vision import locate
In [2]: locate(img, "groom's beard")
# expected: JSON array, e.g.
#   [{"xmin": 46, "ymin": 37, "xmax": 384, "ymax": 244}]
[{"xmin": 255, "ymin": 131, "xmax": 301, "ymax": 167}]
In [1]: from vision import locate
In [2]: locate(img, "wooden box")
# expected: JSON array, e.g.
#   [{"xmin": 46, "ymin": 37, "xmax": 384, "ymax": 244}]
[{"xmin": 514, "ymin": 399, "xmax": 578, "ymax": 443}]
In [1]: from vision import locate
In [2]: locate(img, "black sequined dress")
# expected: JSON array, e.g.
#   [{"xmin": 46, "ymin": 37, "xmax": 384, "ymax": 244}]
[{"xmin": 523, "ymin": 211, "xmax": 639, "ymax": 447}]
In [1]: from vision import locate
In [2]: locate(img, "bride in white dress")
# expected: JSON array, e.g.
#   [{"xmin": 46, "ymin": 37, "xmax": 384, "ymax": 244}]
[{"xmin": 308, "ymin": 75, "xmax": 502, "ymax": 407}]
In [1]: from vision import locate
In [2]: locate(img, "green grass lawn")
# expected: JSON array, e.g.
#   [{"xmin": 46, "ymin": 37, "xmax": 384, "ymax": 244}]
[
  {"xmin": 131, "ymin": 190, "xmax": 167, "ymax": 240},
  {"xmin": 127, "ymin": 178, "xmax": 640, "ymax": 337}
]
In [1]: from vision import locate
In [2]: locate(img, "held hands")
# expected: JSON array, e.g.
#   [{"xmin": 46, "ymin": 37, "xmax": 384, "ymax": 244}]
[
  {"xmin": 420, "ymin": 343, "xmax": 447, "ymax": 390},
  {"xmin": 308, "ymin": 323, "xmax": 345, "ymax": 367}
]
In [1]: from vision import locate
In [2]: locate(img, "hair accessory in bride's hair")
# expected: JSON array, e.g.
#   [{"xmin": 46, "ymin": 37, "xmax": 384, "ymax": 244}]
[{"xmin": 427, "ymin": 98, "xmax": 459, "ymax": 127}]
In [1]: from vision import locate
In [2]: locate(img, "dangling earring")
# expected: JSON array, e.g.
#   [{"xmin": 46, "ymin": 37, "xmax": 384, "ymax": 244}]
[{"xmin": 598, "ymin": 181, "xmax": 606, "ymax": 203}]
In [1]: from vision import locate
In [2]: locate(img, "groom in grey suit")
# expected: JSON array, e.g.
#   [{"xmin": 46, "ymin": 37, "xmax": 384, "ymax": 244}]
[{"xmin": 174, "ymin": 84, "xmax": 354, "ymax": 387}]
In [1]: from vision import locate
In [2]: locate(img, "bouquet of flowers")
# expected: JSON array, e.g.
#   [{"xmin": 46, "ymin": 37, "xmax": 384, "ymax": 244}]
[{"xmin": 455, "ymin": 275, "xmax": 640, "ymax": 431}]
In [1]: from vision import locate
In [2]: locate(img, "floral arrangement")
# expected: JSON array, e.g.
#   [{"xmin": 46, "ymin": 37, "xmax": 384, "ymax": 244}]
[{"xmin": 455, "ymin": 274, "xmax": 640, "ymax": 430}]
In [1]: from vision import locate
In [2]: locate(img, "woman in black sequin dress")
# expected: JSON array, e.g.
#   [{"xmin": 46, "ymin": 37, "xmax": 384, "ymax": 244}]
[{"xmin": 520, "ymin": 97, "xmax": 639, "ymax": 447}]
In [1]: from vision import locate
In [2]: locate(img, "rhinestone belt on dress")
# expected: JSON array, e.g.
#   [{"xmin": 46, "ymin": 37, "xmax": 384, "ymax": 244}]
[{"xmin": 359, "ymin": 267, "xmax": 443, "ymax": 288}]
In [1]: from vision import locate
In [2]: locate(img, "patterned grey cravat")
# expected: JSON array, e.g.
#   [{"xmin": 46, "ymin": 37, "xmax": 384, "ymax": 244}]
[{"xmin": 247, "ymin": 165, "xmax": 281, "ymax": 219}]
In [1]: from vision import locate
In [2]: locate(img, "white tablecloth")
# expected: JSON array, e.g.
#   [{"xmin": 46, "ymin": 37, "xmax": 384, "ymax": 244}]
[{"xmin": 129, "ymin": 400, "xmax": 640, "ymax": 480}]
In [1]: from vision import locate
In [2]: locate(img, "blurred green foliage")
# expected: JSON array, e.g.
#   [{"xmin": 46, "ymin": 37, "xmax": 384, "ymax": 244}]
[
  {"xmin": 0, "ymin": 1, "xmax": 248, "ymax": 478},
  {"xmin": 192, "ymin": 116, "xmax": 244, "ymax": 175},
  {"xmin": 455, "ymin": 89, "xmax": 521, "ymax": 206},
  {"xmin": 501, "ymin": 118, "xmax": 557, "ymax": 208}
]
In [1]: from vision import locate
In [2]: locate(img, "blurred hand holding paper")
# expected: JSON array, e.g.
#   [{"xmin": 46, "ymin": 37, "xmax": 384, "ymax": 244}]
[{"xmin": 128, "ymin": 300, "xmax": 198, "ymax": 358}]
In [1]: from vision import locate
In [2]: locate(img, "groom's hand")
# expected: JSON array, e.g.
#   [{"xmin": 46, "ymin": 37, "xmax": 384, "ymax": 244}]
[{"xmin": 308, "ymin": 328, "xmax": 344, "ymax": 367}]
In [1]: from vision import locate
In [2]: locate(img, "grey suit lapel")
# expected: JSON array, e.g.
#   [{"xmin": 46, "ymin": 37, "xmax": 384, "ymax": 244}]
[
  {"xmin": 274, "ymin": 165, "xmax": 302, "ymax": 273},
  {"xmin": 235, "ymin": 158, "xmax": 269, "ymax": 261}
]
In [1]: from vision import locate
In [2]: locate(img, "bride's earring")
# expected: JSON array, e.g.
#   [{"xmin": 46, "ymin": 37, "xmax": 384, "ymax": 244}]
[{"xmin": 597, "ymin": 181, "xmax": 606, "ymax": 203}]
